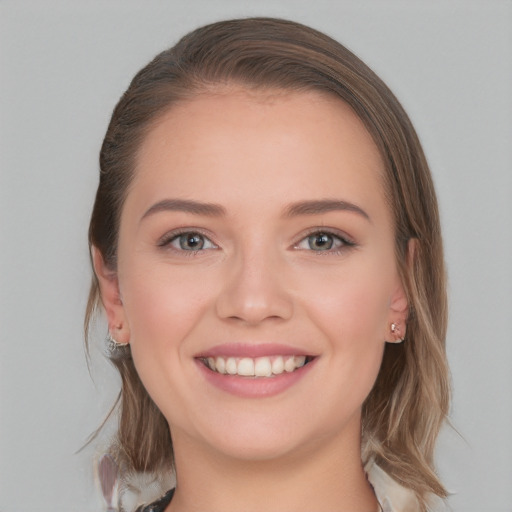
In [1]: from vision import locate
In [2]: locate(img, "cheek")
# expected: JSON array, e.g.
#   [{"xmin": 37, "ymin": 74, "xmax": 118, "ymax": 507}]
[
  {"xmin": 118, "ymin": 264, "xmax": 216, "ymax": 422},
  {"xmin": 296, "ymin": 260, "xmax": 392, "ymax": 395},
  {"xmin": 298, "ymin": 262, "xmax": 393, "ymax": 343},
  {"xmin": 311, "ymin": 281, "xmax": 388, "ymax": 374},
  {"xmin": 314, "ymin": 283, "xmax": 388, "ymax": 400},
  {"xmin": 119, "ymin": 264, "xmax": 213, "ymax": 351}
]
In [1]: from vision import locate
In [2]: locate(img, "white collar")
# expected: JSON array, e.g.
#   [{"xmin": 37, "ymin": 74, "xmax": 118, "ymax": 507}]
[
  {"xmin": 366, "ymin": 460, "xmax": 422, "ymax": 512},
  {"xmin": 366, "ymin": 460, "xmax": 450, "ymax": 512}
]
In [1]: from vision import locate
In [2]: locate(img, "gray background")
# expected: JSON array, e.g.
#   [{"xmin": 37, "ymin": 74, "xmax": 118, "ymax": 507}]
[{"xmin": 1, "ymin": 1, "xmax": 511, "ymax": 510}]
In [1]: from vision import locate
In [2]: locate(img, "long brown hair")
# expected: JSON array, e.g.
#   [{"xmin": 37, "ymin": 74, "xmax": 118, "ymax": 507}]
[{"xmin": 86, "ymin": 17, "xmax": 450, "ymax": 508}]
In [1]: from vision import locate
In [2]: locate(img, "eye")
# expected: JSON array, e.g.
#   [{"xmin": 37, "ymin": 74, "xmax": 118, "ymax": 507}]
[
  {"xmin": 295, "ymin": 231, "xmax": 353, "ymax": 252},
  {"xmin": 161, "ymin": 231, "xmax": 217, "ymax": 251}
]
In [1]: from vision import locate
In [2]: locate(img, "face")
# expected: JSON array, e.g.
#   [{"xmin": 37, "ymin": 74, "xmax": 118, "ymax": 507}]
[{"xmin": 97, "ymin": 88, "xmax": 408, "ymax": 463}]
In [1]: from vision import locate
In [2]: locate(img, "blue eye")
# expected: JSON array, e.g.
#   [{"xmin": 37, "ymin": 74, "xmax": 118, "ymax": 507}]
[
  {"xmin": 295, "ymin": 231, "xmax": 352, "ymax": 252},
  {"xmin": 164, "ymin": 232, "xmax": 217, "ymax": 251}
]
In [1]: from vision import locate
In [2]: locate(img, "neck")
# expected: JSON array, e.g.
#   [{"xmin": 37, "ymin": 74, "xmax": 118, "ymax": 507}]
[{"xmin": 167, "ymin": 418, "xmax": 379, "ymax": 512}]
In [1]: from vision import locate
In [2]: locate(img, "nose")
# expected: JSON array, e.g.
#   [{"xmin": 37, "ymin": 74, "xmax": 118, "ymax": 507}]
[{"xmin": 215, "ymin": 245, "xmax": 294, "ymax": 325}]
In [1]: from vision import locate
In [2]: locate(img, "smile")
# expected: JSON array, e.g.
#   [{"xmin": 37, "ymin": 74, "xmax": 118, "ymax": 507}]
[
  {"xmin": 200, "ymin": 355, "xmax": 311, "ymax": 378},
  {"xmin": 195, "ymin": 344, "xmax": 317, "ymax": 397}
]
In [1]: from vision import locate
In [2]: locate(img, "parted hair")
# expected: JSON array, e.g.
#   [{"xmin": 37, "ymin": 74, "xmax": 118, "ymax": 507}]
[{"xmin": 86, "ymin": 17, "xmax": 450, "ymax": 509}]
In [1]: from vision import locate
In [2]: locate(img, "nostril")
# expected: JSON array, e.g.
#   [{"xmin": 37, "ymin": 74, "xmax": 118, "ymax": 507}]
[{"xmin": 215, "ymin": 267, "xmax": 294, "ymax": 324}]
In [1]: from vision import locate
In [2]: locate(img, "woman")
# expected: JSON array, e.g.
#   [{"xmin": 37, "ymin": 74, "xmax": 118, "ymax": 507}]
[{"xmin": 87, "ymin": 17, "xmax": 450, "ymax": 512}]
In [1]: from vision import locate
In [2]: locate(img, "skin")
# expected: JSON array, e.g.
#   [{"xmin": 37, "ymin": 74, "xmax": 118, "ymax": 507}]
[{"xmin": 94, "ymin": 88, "xmax": 408, "ymax": 512}]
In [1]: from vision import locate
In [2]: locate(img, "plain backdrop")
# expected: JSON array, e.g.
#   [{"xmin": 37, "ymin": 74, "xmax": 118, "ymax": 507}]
[{"xmin": 1, "ymin": 1, "xmax": 511, "ymax": 511}]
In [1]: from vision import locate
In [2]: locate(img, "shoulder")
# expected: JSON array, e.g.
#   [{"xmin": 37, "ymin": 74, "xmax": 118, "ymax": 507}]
[{"xmin": 365, "ymin": 461, "xmax": 450, "ymax": 512}]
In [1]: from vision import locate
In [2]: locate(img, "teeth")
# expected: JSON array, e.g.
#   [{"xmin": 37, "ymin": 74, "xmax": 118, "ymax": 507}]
[
  {"xmin": 237, "ymin": 358, "xmax": 255, "ymax": 376},
  {"xmin": 254, "ymin": 357, "xmax": 272, "ymax": 377},
  {"xmin": 204, "ymin": 355, "xmax": 309, "ymax": 377},
  {"xmin": 271, "ymin": 356, "xmax": 284, "ymax": 375},
  {"xmin": 284, "ymin": 356, "xmax": 296, "ymax": 372},
  {"xmin": 294, "ymin": 355, "xmax": 306, "ymax": 368},
  {"xmin": 226, "ymin": 357, "xmax": 237, "ymax": 375},
  {"xmin": 215, "ymin": 357, "xmax": 226, "ymax": 374}
]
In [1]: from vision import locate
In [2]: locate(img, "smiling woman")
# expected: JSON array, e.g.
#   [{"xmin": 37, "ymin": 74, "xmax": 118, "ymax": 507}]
[{"xmin": 86, "ymin": 17, "xmax": 450, "ymax": 512}]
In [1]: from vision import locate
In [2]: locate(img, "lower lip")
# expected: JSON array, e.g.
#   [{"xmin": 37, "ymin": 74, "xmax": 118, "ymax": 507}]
[{"xmin": 195, "ymin": 358, "xmax": 316, "ymax": 398}]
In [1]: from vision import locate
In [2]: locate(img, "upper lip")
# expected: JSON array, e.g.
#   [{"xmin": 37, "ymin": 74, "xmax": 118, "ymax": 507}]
[{"xmin": 195, "ymin": 343, "xmax": 315, "ymax": 359}]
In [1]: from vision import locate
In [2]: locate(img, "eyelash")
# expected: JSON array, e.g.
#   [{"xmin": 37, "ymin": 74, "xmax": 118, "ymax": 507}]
[
  {"xmin": 157, "ymin": 228, "xmax": 356, "ymax": 256},
  {"xmin": 293, "ymin": 229, "xmax": 356, "ymax": 255},
  {"xmin": 157, "ymin": 229, "xmax": 218, "ymax": 255}
]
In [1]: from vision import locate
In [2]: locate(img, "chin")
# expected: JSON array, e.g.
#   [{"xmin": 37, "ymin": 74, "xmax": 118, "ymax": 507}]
[
  {"xmin": 210, "ymin": 432, "xmax": 308, "ymax": 463},
  {"xmin": 188, "ymin": 404, "xmax": 360, "ymax": 465}
]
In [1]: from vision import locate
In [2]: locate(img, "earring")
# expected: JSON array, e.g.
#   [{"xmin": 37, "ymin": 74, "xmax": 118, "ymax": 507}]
[
  {"xmin": 106, "ymin": 331, "xmax": 130, "ymax": 358},
  {"xmin": 389, "ymin": 322, "xmax": 405, "ymax": 343}
]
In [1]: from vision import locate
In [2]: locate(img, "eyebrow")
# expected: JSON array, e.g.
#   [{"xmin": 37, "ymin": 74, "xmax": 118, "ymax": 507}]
[
  {"xmin": 141, "ymin": 198, "xmax": 370, "ymax": 222},
  {"xmin": 141, "ymin": 199, "xmax": 226, "ymax": 220},
  {"xmin": 284, "ymin": 199, "xmax": 370, "ymax": 221}
]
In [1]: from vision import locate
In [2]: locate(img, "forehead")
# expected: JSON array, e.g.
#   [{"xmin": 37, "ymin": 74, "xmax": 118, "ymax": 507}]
[{"xmin": 129, "ymin": 88, "xmax": 388, "ymax": 221}]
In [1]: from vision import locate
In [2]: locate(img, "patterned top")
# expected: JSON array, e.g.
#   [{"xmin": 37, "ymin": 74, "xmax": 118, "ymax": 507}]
[{"xmin": 135, "ymin": 488, "xmax": 174, "ymax": 512}]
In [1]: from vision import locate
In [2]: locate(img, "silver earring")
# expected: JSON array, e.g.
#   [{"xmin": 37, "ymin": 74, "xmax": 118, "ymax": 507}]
[
  {"xmin": 390, "ymin": 323, "xmax": 405, "ymax": 343},
  {"xmin": 106, "ymin": 331, "xmax": 130, "ymax": 358}
]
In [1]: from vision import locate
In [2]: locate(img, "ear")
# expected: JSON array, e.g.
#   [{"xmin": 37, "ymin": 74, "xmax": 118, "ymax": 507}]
[
  {"xmin": 386, "ymin": 238, "xmax": 416, "ymax": 343},
  {"xmin": 92, "ymin": 246, "xmax": 130, "ymax": 344}
]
